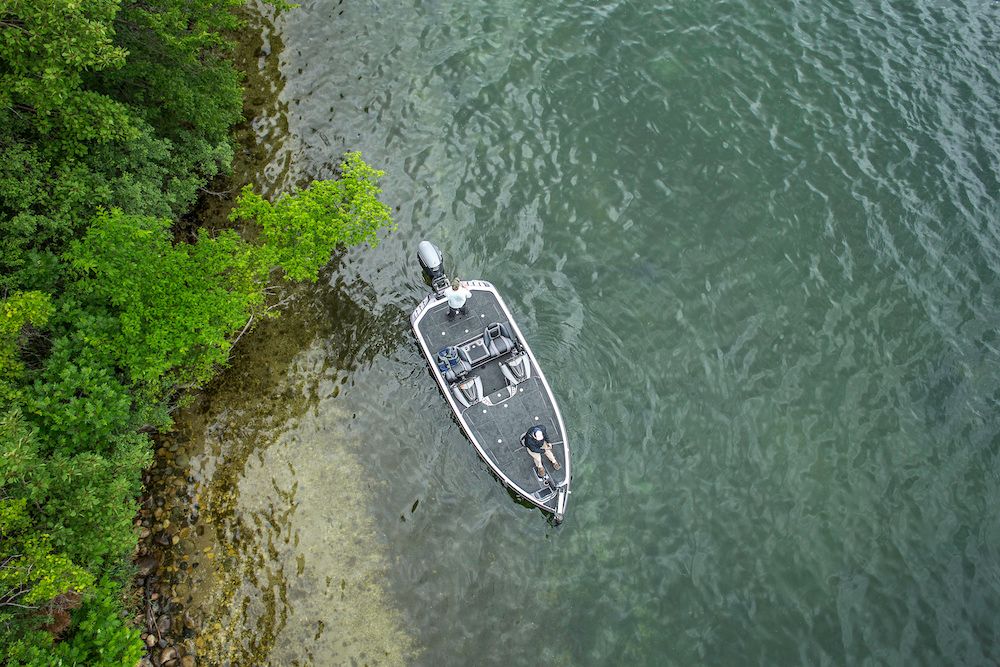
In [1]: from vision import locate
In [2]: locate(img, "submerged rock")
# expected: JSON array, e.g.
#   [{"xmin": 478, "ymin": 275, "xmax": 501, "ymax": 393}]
[
  {"xmin": 156, "ymin": 614, "xmax": 172, "ymax": 634},
  {"xmin": 159, "ymin": 645, "xmax": 178, "ymax": 665},
  {"xmin": 137, "ymin": 556, "xmax": 159, "ymax": 577}
]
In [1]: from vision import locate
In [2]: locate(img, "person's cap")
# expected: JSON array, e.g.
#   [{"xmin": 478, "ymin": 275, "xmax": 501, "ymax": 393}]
[{"xmin": 533, "ymin": 429, "xmax": 544, "ymax": 440}]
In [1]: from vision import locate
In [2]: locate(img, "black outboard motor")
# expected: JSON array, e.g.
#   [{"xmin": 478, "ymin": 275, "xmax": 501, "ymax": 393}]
[{"xmin": 417, "ymin": 241, "xmax": 450, "ymax": 295}]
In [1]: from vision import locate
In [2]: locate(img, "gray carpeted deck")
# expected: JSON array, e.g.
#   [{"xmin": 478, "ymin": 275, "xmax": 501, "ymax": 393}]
[
  {"xmin": 462, "ymin": 377, "xmax": 566, "ymax": 494},
  {"xmin": 415, "ymin": 291, "xmax": 505, "ymax": 355}
]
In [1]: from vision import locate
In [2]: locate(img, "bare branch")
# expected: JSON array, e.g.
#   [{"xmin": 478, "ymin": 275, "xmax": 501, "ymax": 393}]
[
  {"xmin": 0, "ymin": 601, "xmax": 39, "ymax": 610},
  {"xmin": 266, "ymin": 294, "xmax": 297, "ymax": 312},
  {"xmin": 0, "ymin": 554, "xmax": 23, "ymax": 569},
  {"xmin": 198, "ymin": 186, "xmax": 235, "ymax": 198},
  {"xmin": 230, "ymin": 314, "xmax": 255, "ymax": 347}
]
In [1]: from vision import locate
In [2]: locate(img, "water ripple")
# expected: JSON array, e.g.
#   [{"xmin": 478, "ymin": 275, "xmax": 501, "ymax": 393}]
[{"xmin": 166, "ymin": 0, "xmax": 1000, "ymax": 663}]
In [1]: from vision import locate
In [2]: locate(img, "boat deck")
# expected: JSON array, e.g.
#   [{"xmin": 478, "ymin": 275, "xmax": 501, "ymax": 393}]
[{"xmin": 462, "ymin": 376, "xmax": 566, "ymax": 493}]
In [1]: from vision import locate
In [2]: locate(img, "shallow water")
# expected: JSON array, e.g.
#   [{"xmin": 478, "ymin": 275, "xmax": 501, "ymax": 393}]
[{"xmin": 163, "ymin": 1, "xmax": 1000, "ymax": 664}]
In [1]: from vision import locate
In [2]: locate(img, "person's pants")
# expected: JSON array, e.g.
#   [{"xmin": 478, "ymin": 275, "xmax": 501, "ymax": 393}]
[
  {"xmin": 528, "ymin": 444, "xmax": 558, "ymax": 471},
  {"xmin": 448, "ymin": 306, "xmax": 467, "ymax": 317}
]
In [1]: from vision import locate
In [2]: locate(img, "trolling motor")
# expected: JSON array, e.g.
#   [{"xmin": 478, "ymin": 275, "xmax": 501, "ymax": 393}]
[{"xmin": 417, "ymin": 241, "xmax": 450, "ymax": 295}]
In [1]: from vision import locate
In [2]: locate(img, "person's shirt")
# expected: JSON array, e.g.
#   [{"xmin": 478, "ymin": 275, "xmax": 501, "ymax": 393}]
[
  {"xmin": 445, "ymin": 284, "xmax": 471, "ymax": 309},
  {"xmin": 524, "ymin": 425, "xmax": 548, "ymax": 452}
]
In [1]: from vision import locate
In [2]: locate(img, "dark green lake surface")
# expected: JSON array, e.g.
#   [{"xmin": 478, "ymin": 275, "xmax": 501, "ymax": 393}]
[{"xmin": 170, "ymin": 1, "xmax": 1000, "ymax": 664}]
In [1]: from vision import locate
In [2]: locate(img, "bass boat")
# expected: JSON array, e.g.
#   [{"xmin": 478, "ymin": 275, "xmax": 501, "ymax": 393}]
[{"xmin": 410, "ymin": 241, "xmax": 571, "ymax": 522}]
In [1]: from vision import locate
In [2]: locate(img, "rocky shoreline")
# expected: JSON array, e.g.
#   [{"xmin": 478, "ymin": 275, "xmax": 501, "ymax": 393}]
[
  {"xmin": 134, "ymin": 442, "xmax": 200, "ymax": 667},
  {"xmin": 130, "ymin": 350, "xmax": 417, "ymax": 666},
  {"xmin": 131, "ymin": 3, "xmax": 289, "ymax": 664}
]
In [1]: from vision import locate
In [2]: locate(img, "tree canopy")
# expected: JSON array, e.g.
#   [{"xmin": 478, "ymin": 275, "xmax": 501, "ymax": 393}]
[
  {"xmin": 0, "ymin": 1, "xmax": 393, "ymax": 662},
  {"xmin": 230, "ymin": 151, "xmax": 395, "ymax": 281}
]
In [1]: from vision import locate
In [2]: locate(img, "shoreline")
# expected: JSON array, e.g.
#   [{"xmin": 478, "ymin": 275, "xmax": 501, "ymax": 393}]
[
  {"xmin": 132, "ymin": 5, "xmax": 414, "ymax": 665},
  {"xmin": 132, "ymin": 4, "xmax": 288, "ymax": 665}
]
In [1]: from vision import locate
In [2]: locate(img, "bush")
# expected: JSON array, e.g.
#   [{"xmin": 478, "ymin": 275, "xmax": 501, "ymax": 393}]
[
  {"xmin": 3, "ymin": 579, "xmax": 143, "ymax": 667},
  {"xmin": 63, "ymin": 209, "xmax": 270, "ymax": 391},
  {"xmin": 24, "ymin": 340, "xmax": 133, "ymax": 455},
  {"xmin": 231, "ymin": 151, "xmax": 395, "ymax": 281}
]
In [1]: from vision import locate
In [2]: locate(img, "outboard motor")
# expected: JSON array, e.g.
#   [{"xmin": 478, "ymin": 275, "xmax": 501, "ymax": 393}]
[{"xmin": 417, "ymin": 241, "xmax": 450, "ymax": 295}]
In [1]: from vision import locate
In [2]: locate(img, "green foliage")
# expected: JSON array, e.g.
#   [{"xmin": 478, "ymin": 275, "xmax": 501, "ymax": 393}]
[
  {"xmin": 95, "ymin": 0, "xmax": 244, "ymax": 218},
  {"xmin": 0, "ymin": 291, "xmax": 54, "ymax": 400},
  {"xmin": 24, "ymin": 339, "xmax": 133, "ymax": 455},
  {"xmin": 0, "ymin": 0, "xmax": 245, "ymax": 296},
  {"xmin": 38, "ymin": 440, "xmax": 151, "ymax": 570},
  {"xmin": 0, "ymin": 142, "xmax": 114, "ymax": 293},
  {"xmin": 264, "ymin": 0, "xmax": 301, "ymax": 12},
  {"xmin": 0, "ymin": 0, "xmax": 134, "ymax": 152},
  {"xmin": 0, "ymin": 499, "xmax": 95, "ymax": 607},
  {"xmin": 0, "ymin": 406, "xmax": 148, "ymax": 662},
  {"xmin": 0, "ymin": 410, "xmax": 95, "ymax": 653},
  {"xmin": 63, "ymin": 208, "xmax": 270, "ymax": 389},
  {"xmin": 230, "ymin": 151, "xmax": 395, "ymax": 281},
  {"xmin": 0, "ymin": 1, "xmax": 394, "ymax": 662},
  {"xmin": 50, "ymin": 578, "xmax": 144, "ymax": 666},
  {"xmin": 4, "ymin": 579, "xmax": 143, "ymax": 667},
  {"xmin": 0, "ymin": 144, "xmax": 110, "ymax": 292},
  {"xmin": 104, "ymin": 0, "xmax": 243, "ymax": 143},
  {"xmin": 0, "ymin": 0, "xmax": 254, "ymax": 660},
  {"xmin": 1, "ymin": 407, "xmax": 150, "ymax": 580}
]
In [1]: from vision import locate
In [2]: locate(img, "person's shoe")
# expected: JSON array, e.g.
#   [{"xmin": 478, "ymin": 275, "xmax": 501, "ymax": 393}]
[
  {"xmin": 536, "ymin": 466, "xmax": 547, "ymax": 477},
  {"xmin": 552, "ymin": 461, "xmax": 561, "ymax": 471}
]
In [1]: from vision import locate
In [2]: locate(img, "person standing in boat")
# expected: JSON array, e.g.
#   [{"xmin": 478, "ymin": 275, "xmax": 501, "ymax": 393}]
[
  {"xmin": 523, "ymin": 425, "xmax": 560, "ymax": 477},
  {"xmin": 444, "ymin": 278, "xmax": 472, "ymax": 318}
]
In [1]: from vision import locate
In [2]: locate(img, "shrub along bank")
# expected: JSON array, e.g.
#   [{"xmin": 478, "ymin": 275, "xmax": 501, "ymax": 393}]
[{"xmin": 0, "ymin": 1, "xmax": 393, "ymax": 663}]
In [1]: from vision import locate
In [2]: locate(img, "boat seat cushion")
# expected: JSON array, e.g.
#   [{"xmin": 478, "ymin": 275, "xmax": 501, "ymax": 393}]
[
  {"xmin": 484, "ymin": 322, "xmax": 514, "ymax": 357},
  {"xmin": 438, "ymin": 346, "xmax": 471, "ymax": 381},
  {"xmin": 452, "ymin": 375, "xmax": 484, "ymax": 407},
  {"xmin": 500, "ymin": 353, "xmax": 531, "ymax": 385},
  {"xmin": 444, "ymin": 360, "xmax": 470, "ymax": 382}
]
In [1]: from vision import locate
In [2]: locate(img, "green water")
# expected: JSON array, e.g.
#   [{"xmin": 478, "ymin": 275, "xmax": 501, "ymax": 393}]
[{"xmin": 161, "ymin": 1, "xmax": 1000, "ymax": 664}]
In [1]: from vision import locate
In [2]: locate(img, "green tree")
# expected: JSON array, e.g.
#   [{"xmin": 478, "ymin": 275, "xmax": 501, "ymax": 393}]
[
  {"xmin": 0, "ymin": 2, "xmax": 394, "ymax": 662},
  {"xmin": 23, "ymin": 340, "xmax": 134, "ymax": 455},
  {"xmin": 63, "ymin": 208, "xmax": 269, "ymax": 391},
  {"xmin": 0, "ymin": 291, "xmax": 53, "ymax": 403},
  {"xmin": 0, "ymin": 0, "xmax": 133, "ymax": 151},
  {"xmin": 0, "ymin": 500, "xmax": 94, "ymax": 610},
  {"xmin": 0, "ymin": 0, "xmax": 245, "ymax": 294},
  {"xmin": 1, "ymin": 404, "xmax": 150, "ymax": 582},
  {"xmin": 3, "ymin": 579, "xmax": 143, "ymax": 667},
  {"xmin": 230, "ymin": 151, "xmax": 395, "ymax": 281},
  {"xmin": 103, "ymin": 0, "xmax": 243, "ymax": 143},
  {"xmin": 95, "ymin": 0, "xmax": 244, "ymax": 218},
  {"xmin": 0, "ymin": 409, "xmax": 94, "ymax": 651},
  {"xmin": 1, "ymin": 403, "xmax": 149, "ymax": 659}
]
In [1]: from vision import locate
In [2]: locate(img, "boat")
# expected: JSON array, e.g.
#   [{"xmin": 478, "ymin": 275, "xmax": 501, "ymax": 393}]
[{"xmin": 410, "ymin": 241, "xmax": 571, "ymax": 522}]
